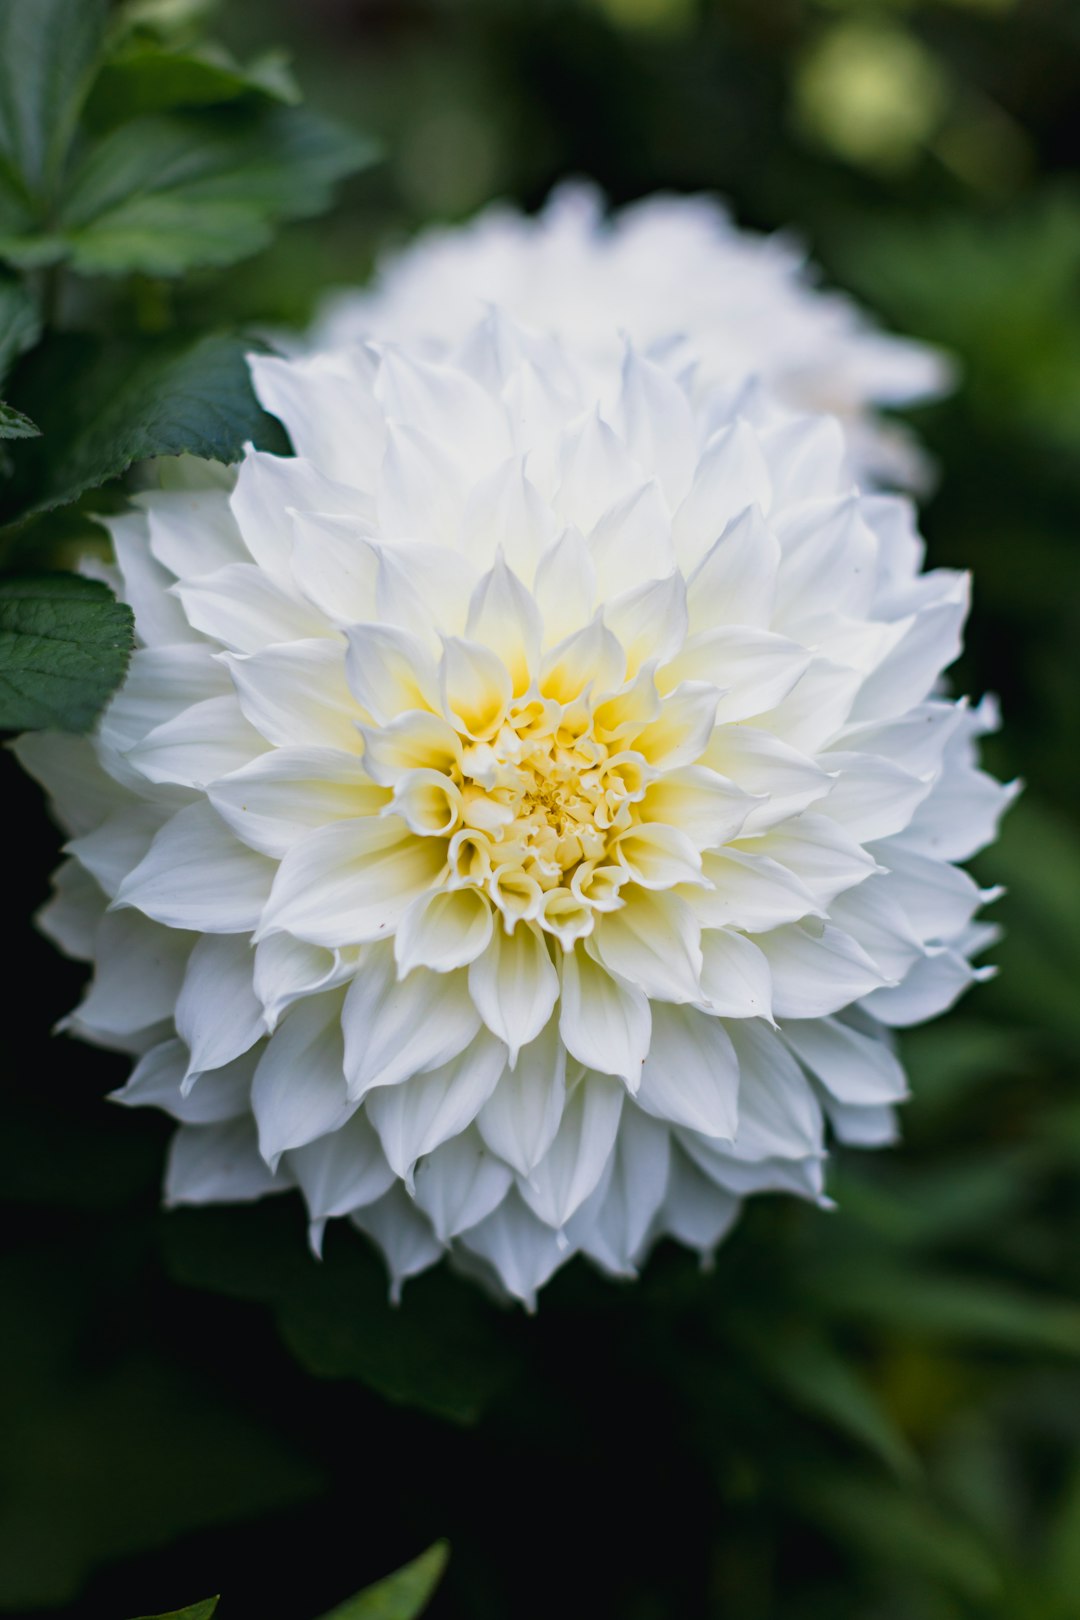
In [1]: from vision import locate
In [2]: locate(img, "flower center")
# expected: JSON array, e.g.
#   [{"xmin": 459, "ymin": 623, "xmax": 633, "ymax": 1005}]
[{"xmin": 443, "ymin": 696, "xmax": 646, "ymax": 940}]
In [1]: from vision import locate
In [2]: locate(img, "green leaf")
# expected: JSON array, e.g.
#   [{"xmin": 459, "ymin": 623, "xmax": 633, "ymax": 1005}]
[
  {"xmin": 750, "ymin": 1332, "xmax": 919, "ymax": 1480},
  {"xmin": 811, "ymin": 1264, "xmax": 1080, "ymax": 1356},
  {"xmin": 0, "ymin": 1240, "xmax": 320, "ymax": 1609},
  {"xmin": 317, "ymin": 1543, "xmax": 450, "ymax": 1620},
  {"xmin": 0, "ymin": 0, "xmax": 109, "ymax": 215},
  {"xmin": 1, "ymin": 329, "xmax": 285, "ymax": 518},
  {"xmin": 130, "ymin": 1602, "xmax": 220, "ymax": 1620},
  {"xmin": 0, "ymin": 395, "xmax": 37, "ymax": 437},
  {"xmin": 0, "ymin": 573, "xmax": 132, "ymax": 731},
  {"xmin": 165, "ymin": 1204, "xmax": 516, "ymax": 1426},
  {"xmin": 5, "ymin": 106, "xmax": 376, "ymax": 277},
  {"xmin": 801, "ymin": 1474, "xmax": 1001, "ymax": 1600},
  {"xmin": 0, "ymin": 275, "xmax": 39, "ymax": 381},
  {"xmin": 84, "ymin": 41, "xmax": 298, "ymax": 131}
]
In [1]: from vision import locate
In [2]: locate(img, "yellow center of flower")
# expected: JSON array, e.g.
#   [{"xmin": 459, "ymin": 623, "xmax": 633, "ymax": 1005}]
[{"xmin": 428, "ymin": 696, "xmax": 642, "ymax": 942}]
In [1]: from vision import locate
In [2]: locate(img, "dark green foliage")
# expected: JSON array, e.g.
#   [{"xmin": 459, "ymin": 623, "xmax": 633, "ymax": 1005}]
[
  {"xmin": 0, "ymin": 573, "xmax": 133, "ymax": 729},
  {"xmin": 0, "ymin": 0, "xmax": 372, "ymax": 734}
]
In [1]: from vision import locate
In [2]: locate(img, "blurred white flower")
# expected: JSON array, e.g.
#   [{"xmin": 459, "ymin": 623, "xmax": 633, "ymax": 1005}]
[
  {"xmin": 17, "ymin": 317, "xmax": 1010, "ymax": 1306},
  {"xmin": 313, "ymin": 184, "xmax": 952, "ymax": 490}
]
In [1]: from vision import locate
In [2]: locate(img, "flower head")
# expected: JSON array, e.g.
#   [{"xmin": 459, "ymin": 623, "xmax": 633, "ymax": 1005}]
[
  {"xmin": 313, "ymin": 184, "xmax": 952, "ymax": 490},
  {"xmin": 17, "ymin": 315, "xmax": 1010, "ymax": 1305}
]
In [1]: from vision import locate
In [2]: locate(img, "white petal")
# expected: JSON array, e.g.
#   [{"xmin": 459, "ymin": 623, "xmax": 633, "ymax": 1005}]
[
  {"xmin": 210, "ymin": 747, "xmax": 383, "ymax": 859},
  {"xmin": 141, "ymin": 485, "xmax": 245, "ymax": 582},
  {"xmin": 757, "ymin": 920, "xmax": 890, "ymax": 1018},
  {"xmin": 476, "ymin": 1016, "xmax": 567, "ymax": 1175},
  {"xmin": 164, "ymin": 1118, "xmax": 285, "ymax": 1206},
  {"xmin": 657, "ymin": 1147, "xmax": 741, "ymax": 1259},
  {"xmin": 290, "ymin": 510, "xmax": 379, "ymax": 624},
  {"xmin": 592, "ymin": 889, "xmax": 703, "ymax": 1003},
  {"xmin": 554, "ymin": 408, "xmax": 642, "ymax": 533},
  {"xmin": 99, "ymin": 644, "xmax": 229, "ymax": 759},
  {"xmin": 230, "ymin": 447, "xmax": 368, "ymax": 586},
  {"xmin": 574, "ymin": 1105, "xmax": 671, "ymax": 1275},
  {"xmin": 633, "ymin": 682, "xmax": 719, "ymax": 770},
  {"xmin": 365, "ymin": 1029, "xmax": 507, "ymax": 1179},
  {"xmin": 617, "ymin": 348, "xmax": 696, "ymax": 507},
  {"xmin": 249, "ymin": 348, "xmax": 385, "ymax": 486},
  {"xmin": 860, "ymin": 946, "xmax": 985, "ymax": 1027},
  {"xmin": 673, "ymin": 420, "xmax": 771, "ymax": 567},
  {"xmin": 694, "ymin": 848, "xmax": 823, "ymax": 932},
  {"xmin": 698, "ymin": 928, "xmax": 774, "ymax": 1021},
  {"xmin": 532, "ymin": 527, "xmax": 596, "ymax": 644},
  {"xmin": 286, "ymin": 1108, "xmax": 394, "ymax": 1221},
  {"xmin": 588, "ymin": 480, "xmax": 675, "ymax": 599},
  {"xmin": 344, "ymin": 622, "xmax": 439, "ymax": 722},
  {"xmin": 253, "ymin": 932, "xmax": 354, "ymax": 1029},
  {"xmin": 342, "ymin": 946, "xmax": 481, "ymax": 1098},
  {"xmin": 465, "ymin": 553, "xmax": 542, "ymax": 695},
  {"xmin": 350, "ymin": 1185, "xmax": 443, "ymax": 1302},
  {"xmin": 559, "ymin": 945, "xmax": 651, "ymax": 1084},
  {"xmin": 223, "ymin": 639, "xmax": 362, "ymax": 753},
  {"xmin": 176, "ymin": 562, "xmax": 330, "ymax": 653},
  {"xmin": 723, "ymin": 1019, "xmax": 825, "ymax": 1161},
  {"xmin": 126, "ymin": 695, "xmax": 269, "ymax": 788},
  {"xmin": 817, "ymin": 752, "xmax": 931, "ymax": 844},
  {"xmin": 751, "ymin": 811, "xmax": 879, "ymax": 905},
  {"xmin": 467, "ymin": 922, "xmax": 559, "ymax": 1063},
  {"xmin": 522, "ymin": 1072, "xmax": 625, "ymax": 1230},
  {"xmin": 251, "ymin": 992, "xmax": 353, "ymax": 1167},
  {"xmin": 413, "ymin": 1127, "xmax": 514, "ymax": 1241},
  {"xmin": 109, "ymin": 510, "xmax": 200, "ymax": 646},
  {"xmin": 113, "ymin": 1038, "xmax": 255, "ymax": 1124},
  {"xmin": 781, "ymin": 1016, "xmax": 908, "ymax": 1106},
  {"xmin": 73, "ymin": 910, "xmax": 192, "ymax": 1036},
  {"xmin": 701, "ymin": 727, "xmax": 831, "ymax": 833},
  {"xmin": 457, "ymin": 1188, "xmax": 564, "ymax": 1308},
  {"xmin": 115, "ymin": 803, "xmax": 275, "ymax": 932},
  {"xmin": 636, "ymin": 768, "xmax": 754, "ymax": 851},
  {"xmin": 604, "ymin": 570, "xmax": 687, "ymax": 674},
  {"xmin": 67, "ymin": 801, "xmax": 168, "ymax": 897},
  {"xmin": 686, "ymin": 506, "xmax": 779, "ymax": 632},
  {"xmin": 11, "ymin": 730, "xmax": 126, "ymax": 836},
  {"xmin": 395, "ymin": 886, "xmax": 493, "ymax": 975},
  {"xmin": 638, "ymin": 1003, "xmax": 739, "ymax": 1138},
  {"xmin": 664, "ymin": 628, "xmax": 810, "ymax": 725},
  {"xmin": 259, "ymin": 816, "xmax": 445, "ymax": 948},
  {"xmin": 37, "ymin": 859, "xmax": 105, "ymax": 961},
  {"xmin": 440, "ymin": 636, "xmax": 512, "ymax": 739},
  {"xmin": 175, "ymin": 932, "xmax": 265, "ymax": 1078}
]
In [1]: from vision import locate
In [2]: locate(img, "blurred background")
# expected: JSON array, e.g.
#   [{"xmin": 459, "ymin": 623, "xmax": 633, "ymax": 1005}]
[{"xmin": 4, "ymin": 2, "xmax": 1080, "ymax": 1617}]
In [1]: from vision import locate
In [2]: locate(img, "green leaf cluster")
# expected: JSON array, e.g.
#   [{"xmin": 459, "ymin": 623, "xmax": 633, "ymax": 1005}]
[
  {"xmin": 0, "ymin": 0, "xmax": 374, "ymax": 735},
  {"xmin": 129, "ymin": 1542, "xmax": 447, "ymax": 1620}
]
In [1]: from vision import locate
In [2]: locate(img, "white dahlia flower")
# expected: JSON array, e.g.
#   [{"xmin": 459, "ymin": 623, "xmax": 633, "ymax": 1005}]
[
  {"xmin": 17, "ymin": 317, "xmax": 1010, "ymax": 1306},
  {"xmin": 313, "ymin": 184, "xmax": 952, "ymax": 491}
]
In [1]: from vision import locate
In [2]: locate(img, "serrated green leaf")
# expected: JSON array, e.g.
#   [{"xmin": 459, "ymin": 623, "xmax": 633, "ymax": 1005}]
[
  {"xmin": 0, "ymin": 396, "xmax": 36, "ymax": 437},
  {"xmin": 0, "ymin": 573, "xmax": 133, "ymax": 731},
  {"xmin": 84, "ymin": 41, "xmax": 298, "ymax": 131},
  {"xmin": 317, "ymin": 1543, "xmax": 449, "ymax": 1620},
  {"xmin": 130, "ymin": 1601, "xmax": 219, "ymax": 1620},
  {"xmin": 0, "ymin": 330, "xmax": 285, "ymax": 519},
  {"xmin": 0, "ymin": 0, "xmax": 109, "ymax": 217},
  {"xmin": 21, "ymin": 105, "xmax": 376, "ymax": 278}
]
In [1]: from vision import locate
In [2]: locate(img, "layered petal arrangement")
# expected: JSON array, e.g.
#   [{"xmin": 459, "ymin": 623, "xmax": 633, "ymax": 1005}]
[
  {"xmin": 313, "ymin": 183, "xmax": 952, "ymax": 490},
  {"xmin": 17, "ymin": 318, "xmax": 1011, "ymax": 1305}
]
